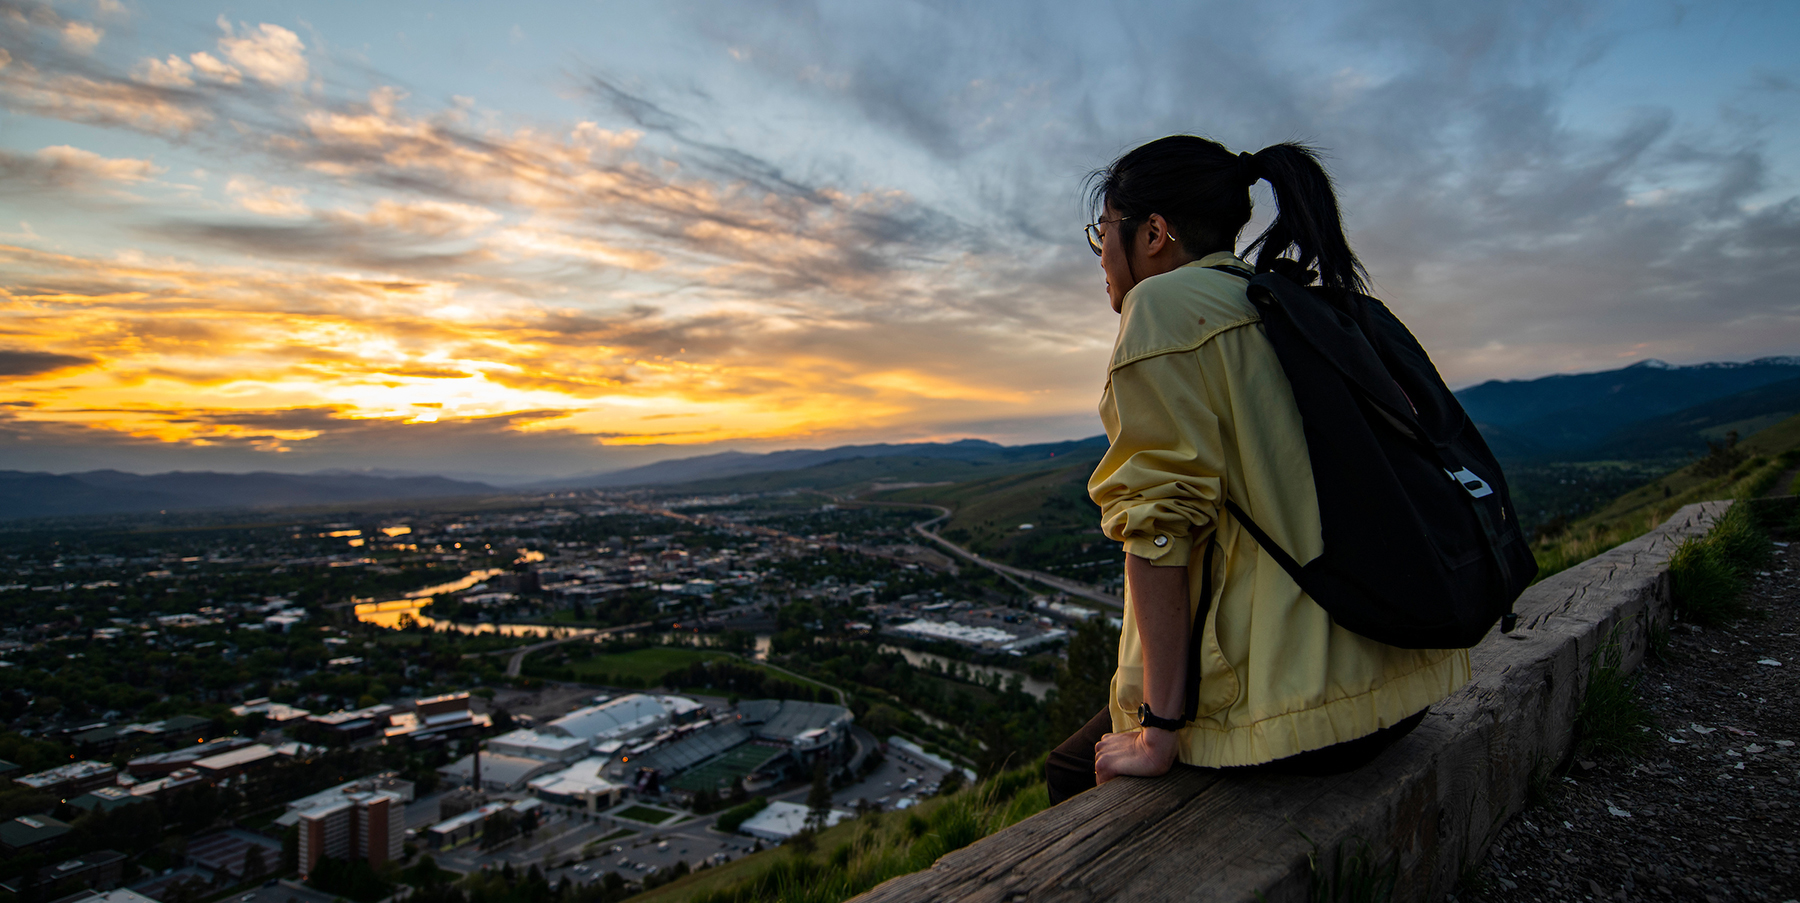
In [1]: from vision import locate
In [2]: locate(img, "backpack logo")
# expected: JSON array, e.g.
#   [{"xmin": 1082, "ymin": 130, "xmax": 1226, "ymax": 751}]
[{"xmin": 1445, "ymin": 468, "xmax": 1493, "ymax": 499}]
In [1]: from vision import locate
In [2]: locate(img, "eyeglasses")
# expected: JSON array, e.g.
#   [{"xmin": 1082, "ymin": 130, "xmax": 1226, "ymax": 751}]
[{"xmin": 1084, "ymin": 216, "xmax": 1133, "ymax": 256}]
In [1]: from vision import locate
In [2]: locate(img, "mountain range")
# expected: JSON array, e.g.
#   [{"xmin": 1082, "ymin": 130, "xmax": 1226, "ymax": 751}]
[
  {"xmin": 5, "ymin": 356, "xmax": 1800, "ymax": 520},
  {"xmin": 0, "ymin": 470, "xmax": 498, "ymax": 521},
  {"xmin": 527, "ymin": 436, "xmax": 1110, "ymax": 490},
  {"xmin": 1456, "ymin": 357, "xmax": 1800, "ymax": 460}
]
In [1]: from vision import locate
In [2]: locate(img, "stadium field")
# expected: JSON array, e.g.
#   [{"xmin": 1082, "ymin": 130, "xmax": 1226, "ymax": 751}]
[{"xmin": 669, "ymin": 743, "xmax": 784, "ymax": 792}]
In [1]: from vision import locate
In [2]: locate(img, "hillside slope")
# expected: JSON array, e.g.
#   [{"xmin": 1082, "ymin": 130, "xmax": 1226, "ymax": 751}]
[
  {"xmin": 541, "ymin": 436, "xmax": 1107, "ymax": 489},
  {"xmin": 1457, "ymin": 356, "xmax": 1800, "ymax": 454},
  {"xmin": 1581, "ymin": 375, "xmax": 1800, "ymax": 459},
  {"xmin": 645, "ymin": 450, "xmax": 1085, "ymax": 497},
  {"xmin": 871, "ymin": 445, "xmax": 1115, "ymax": 578},
  {"xmin": 1531, "ymin": 411, "xmax": 1800, "ymax": 578}
]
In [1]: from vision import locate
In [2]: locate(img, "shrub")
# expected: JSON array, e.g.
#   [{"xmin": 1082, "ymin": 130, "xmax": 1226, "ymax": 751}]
[
  {"xmin": 1573, "ymin": 622, "xmax": 1651, "ymax": 759},
  {"xmin": 1669, "ymin": 534, "xmax": 1745, "ymax": 625},
  {"xmin": 716, "ymin": 796, "xmax": 769, "ymax": 834},
  {"xmin": 1692, "ymin": 431, "xmax": 1747, "ymax": 478},
  {"xmin": 1708, "ymin": 502, "xmax": 1770, "ymax": 572},
  {"xmin": 1669, "ymin": 503, "xmax": 1762, "ymax": 626}
]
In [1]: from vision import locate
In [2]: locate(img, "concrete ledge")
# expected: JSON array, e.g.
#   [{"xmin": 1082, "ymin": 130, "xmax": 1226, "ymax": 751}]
[{"xmin": 851, "ymin": 501, "xmax": 1729, "ymax": 903}]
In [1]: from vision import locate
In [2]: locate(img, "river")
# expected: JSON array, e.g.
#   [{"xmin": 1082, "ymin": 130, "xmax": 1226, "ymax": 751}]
[
  {"xmin": 353, "ymin": 573, "xmax": 1052, "ymax": 699},
  {"xmin": 353, "ymin": 597, "xmax": 594, "ymax": 639}
]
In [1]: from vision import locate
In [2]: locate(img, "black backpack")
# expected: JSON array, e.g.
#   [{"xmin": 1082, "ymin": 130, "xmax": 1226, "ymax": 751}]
[{"xmin": 1193, "ymin": 265, "xmax": 1536, "ymax": 652}]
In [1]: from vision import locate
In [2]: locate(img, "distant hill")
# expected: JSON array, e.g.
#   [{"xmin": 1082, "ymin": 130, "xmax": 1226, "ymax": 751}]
[
  {"xmin": 0, "ymin": 437, "xmax": 1110, "ymax": 520},
  {"xmin": 536, "ymin": 436, "xmax": 1109, "ymax": 490},
  {"xmin": 873, "ymin": 456, "xmax": 1110, "ymax": 573},
  {"xmin": 1456, "ymin": 357, "xmax": 1800, "ymax": 456},
  {"xmin": 0, "ymin": 470, "xmax": 498, "ymax": 520},
  {"xmin": 1581, "ymin": 376, "xmax": 1800, "ymax": 460}
]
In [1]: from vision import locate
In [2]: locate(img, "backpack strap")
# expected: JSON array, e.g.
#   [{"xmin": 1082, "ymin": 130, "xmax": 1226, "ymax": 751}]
[
  {"xmin": 1229, "ymin": 494, "xmax": 1521, "ymax": 636},
  {"xmin": 1222, "ymin": 499, "xmax": 1306, "ymax": 585},
  {"xmin": 1182, "ymin": 535, "xmax": 1216, "ymax": 724}
]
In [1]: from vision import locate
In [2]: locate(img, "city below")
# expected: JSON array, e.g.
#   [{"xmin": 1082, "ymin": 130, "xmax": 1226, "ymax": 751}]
[{"xmin": 0, "ymin": 488, "xmax": 1119, "ymax": 903}]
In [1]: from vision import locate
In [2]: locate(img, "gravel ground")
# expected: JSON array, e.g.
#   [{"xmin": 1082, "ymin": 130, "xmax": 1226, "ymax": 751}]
[{"xmin": 1453, "ymin": 541, "xmax": 1800, "ymax": 903}]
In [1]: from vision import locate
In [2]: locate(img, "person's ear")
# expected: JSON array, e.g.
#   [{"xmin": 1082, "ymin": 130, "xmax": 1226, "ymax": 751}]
[{"xmin": 1146, "ymin": 214, "xmax": 1174, "ymax": 255}]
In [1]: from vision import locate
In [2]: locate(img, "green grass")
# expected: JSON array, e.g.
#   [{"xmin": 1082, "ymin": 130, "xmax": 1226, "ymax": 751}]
[
  {"xmin": 873, "ymin": 455, "xmax": 1120, "ymax": 575},
  {"xmin": 670, "ymin": 745, "xmax": 784, "ymax": 793},
  {"xmin": 714, "ymin": 796, "xmax": 769, "ymax": 834},
  {"xmin": 632, "ymin": 758, "xmax": 1049, "ymax": 903},
  {"xmin": 615, "ymin": 804, "xmax": 681, "ymax": 824},
  {"xmin": 1668, "ymin": 501, "xmax": 1771, "ymax": 625},
  {"xmin": 1297, "ymin": 833, "xmax": 1398, "ymax": 903},
  {"xmin": 1529, "ymin": 424, "xmax": 1800, "ymax": 583},
  {"xmin": 568, "ymin": 648, "xmax": 734, "ymax": 685},
  {"xmin": 1573, "ymin": 621, "xmax": 1652, "ymax": 759},
  {"xmin": 882, "ymin": 459, "xmax": 1099, "ymax": 538}
]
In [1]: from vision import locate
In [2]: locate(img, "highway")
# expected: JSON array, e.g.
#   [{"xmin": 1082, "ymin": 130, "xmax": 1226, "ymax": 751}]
[{"xmin": 901, "ymin": 505, "xmax": 1125, "ymax": 610}]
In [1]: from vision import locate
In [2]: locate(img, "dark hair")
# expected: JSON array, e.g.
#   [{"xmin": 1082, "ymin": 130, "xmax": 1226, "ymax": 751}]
[{"xmin": 1087, "ymin": 136, "xmax": 1368, "ymax": 294}]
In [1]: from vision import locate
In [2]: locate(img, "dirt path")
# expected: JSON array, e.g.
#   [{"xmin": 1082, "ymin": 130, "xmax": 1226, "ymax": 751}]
[
  {"xmin": 1453, "ymin": 542, "xmax": 1800, "ymax": 902},
  {"xmin": 1766, "ymin": 467, "xmax": 1800, "ymax": 499}
]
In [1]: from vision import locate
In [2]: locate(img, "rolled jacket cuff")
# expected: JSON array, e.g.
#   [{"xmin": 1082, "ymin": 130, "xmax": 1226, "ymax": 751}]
[{"xmin": 1123, "ymin": 531, "xmax": 1192, "ymax": 565}]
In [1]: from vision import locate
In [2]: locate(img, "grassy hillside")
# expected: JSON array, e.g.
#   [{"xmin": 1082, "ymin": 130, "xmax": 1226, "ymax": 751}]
[
  {"xmin": 631, "ymin": 758, "xmax": 1048, "ymax": 903},
  {"xmin": 1580, "ymin": 374, "xmax": 1800, "ymax": 459},
  {"xmin": 1529, "ymin": 411, "xmax": 1800, "ymax": 579},
  {"xmin": 859, "ymin": 410, "xmax": 1800, "ymax": 586},
  {"xmin": 870, "ymin": 447, "xmax": 1119, "ymax": 577}
]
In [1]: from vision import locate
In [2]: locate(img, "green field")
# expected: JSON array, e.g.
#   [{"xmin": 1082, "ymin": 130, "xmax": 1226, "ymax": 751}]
[
  {"xmin": 567, "ymin": 647, "xmax": 732, "ymax": 685},
  {"xmin": 873, "ymin": 450, "xmax": 1116, "ymax": 574},
  {"xmin": 613, "ymin": 804, "xmax": 680, "ymax": 825},
  {"xmin": 667, "ymin": 743, "xmax": 783, "ymax": 793},
  {"xmin": 589, "ymin": 828, "xmax": 635, "ymax": 845}
]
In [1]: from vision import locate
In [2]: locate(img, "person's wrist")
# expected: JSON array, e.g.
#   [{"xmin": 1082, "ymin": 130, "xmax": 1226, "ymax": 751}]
[{"xmin": 1140, "ymin": 724, "xmax": 1179, "ymax": 751}]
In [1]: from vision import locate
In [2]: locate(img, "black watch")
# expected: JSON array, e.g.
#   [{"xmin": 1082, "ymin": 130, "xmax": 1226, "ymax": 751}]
[{"xmin": 1136, "ymin": 703, "xmax": 1187, "ymax": 732}]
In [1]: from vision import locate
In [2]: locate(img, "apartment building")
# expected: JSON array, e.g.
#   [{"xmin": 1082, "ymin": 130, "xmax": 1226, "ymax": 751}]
[{"xmin": 295, "ymin": 791, "xmax": 403, "ymax": 877}]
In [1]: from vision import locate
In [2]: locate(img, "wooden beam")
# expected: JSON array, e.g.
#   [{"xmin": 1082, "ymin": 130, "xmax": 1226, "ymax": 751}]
[{"xmin": 852, "ymin": 501, "xmax": 1728, "ymax": 903}]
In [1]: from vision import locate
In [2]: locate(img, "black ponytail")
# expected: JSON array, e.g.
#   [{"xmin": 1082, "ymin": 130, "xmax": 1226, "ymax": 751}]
[
  {"xmin": 1088, "ymin": 136, "xmax": 1368, "ymax": 295},
  {"xmin": 1241, "ymin": 144, "xmax": 1368, "ymax": 295}
]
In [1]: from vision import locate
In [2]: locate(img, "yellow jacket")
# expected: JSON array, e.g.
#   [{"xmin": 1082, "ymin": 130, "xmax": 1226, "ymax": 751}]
[{"xmin": 1089, "ymin": 253, "xmax": 1469, "ymax": 768}]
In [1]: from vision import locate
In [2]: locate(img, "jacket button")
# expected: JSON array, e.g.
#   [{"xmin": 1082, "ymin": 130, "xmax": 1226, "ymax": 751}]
[{"xmin": 1153, "ymin": 535, "xmax": 1169, "ymax": 547}]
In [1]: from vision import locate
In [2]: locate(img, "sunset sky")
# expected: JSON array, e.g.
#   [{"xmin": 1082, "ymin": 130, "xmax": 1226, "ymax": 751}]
[{"xmin": 3, "ymin": 1, "xmax": 1798, "ymax": 479}]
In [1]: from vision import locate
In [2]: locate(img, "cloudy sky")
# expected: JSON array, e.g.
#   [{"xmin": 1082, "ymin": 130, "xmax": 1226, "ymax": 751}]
[{"xmin": 2, "ymin": 0, "xmax": 1797, "ymax": 479}]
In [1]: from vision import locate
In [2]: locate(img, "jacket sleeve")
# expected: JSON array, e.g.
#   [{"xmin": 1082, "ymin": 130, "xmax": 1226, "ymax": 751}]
[{"xmin": 1088, "ymin": 349, "xmax": 1226, "ymax": 566}]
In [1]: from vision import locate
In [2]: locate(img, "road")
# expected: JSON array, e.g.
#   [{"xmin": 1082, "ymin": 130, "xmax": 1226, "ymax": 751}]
[{"xmin": 900, "ymin": 505, "xmax": 1125, "ymax": 610}]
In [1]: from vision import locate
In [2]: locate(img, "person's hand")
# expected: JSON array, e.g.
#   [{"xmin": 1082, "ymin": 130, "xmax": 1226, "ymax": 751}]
[{"xmin": 1094, "ymin": 727, "xmax": 1179, "ymax": 784}]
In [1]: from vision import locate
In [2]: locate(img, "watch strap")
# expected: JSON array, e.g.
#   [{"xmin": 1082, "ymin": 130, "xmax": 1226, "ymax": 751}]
[{"xmin": 1137, "ymin": 703, "xmax": 1187, "ymax": 732}]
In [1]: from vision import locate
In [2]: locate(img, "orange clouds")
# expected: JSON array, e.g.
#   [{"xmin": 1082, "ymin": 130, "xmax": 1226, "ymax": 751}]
[
  {"xmin": 0, "ymin": 230, "xmax": 1097, "ymax": 456},
  {"xmin": 0, "ymin": 12, "xmax": 1116, "ymax": 472}
]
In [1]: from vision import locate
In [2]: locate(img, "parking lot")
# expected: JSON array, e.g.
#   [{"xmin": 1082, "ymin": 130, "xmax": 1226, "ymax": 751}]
[
  {"xmin": 417, "ymin": 735, "xmax": 960, "ymax": 886},
  {"xmin": 834, "ymin": 744, "xmax": 953, "ymax": 811}
]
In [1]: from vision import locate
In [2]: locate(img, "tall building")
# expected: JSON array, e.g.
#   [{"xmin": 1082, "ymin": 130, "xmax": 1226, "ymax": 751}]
[{"xmin": 295, "ymin": 791, "xmax": 403, "ymax": 877}]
